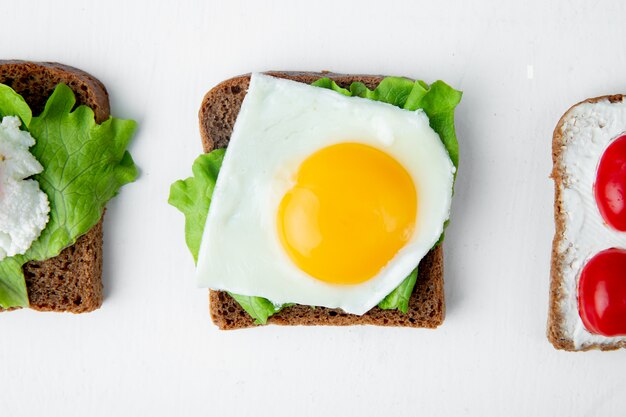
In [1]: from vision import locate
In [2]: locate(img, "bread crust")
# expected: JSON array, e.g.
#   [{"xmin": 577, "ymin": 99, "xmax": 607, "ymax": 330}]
[
  {"xmin": 0, "ymin": 60, "xmax": 110, "ymax": 313},
  {"xmin": 549, "ymin": 94, "xmax": 626, "ymax": 351},
  {"xmin": 200, "ymin": 71, "xmax": 447, "ymax": 329}
]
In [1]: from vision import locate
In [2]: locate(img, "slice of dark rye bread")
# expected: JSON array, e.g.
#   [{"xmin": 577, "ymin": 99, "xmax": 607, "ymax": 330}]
[
  {"xmin": 0, "ymin": 60, "xmax": 110, "ymax": 313},
  {"xmin": 199, "ymin": 71, "xmax": 446, "ymax": 329},
  {"xmin": 549, "ymin": 94, "xmax": 626, "ymax": 351}
]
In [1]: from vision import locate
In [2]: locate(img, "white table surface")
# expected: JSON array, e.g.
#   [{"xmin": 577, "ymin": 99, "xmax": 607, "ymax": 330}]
[{"xmin": 2, "ymin": 0, "xmax": 626, "ymax": 415}]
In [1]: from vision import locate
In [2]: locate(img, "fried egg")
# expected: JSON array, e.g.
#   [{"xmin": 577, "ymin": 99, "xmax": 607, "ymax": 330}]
[
  {"xmin": 0, "ymin": 116, "xmax": 50, "ymax": 261},
  {"xmin": 195, "ymin": 73, "xmax": 454, "ymax": 315}
]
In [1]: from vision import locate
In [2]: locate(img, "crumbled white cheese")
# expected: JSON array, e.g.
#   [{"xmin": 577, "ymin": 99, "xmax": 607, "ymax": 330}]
[{"xmin": 0, "ymin": 116, "xmax": 50, "ymax": 260}]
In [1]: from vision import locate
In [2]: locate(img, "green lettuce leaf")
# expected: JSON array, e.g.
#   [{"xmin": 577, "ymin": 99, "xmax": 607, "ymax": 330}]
[
  {"xmin": 0, "ymin": 83, "xmax": 138, "ymax": 308},
  {"xmin": 168, "ymin": 149, "xmax": 225, "ymax": 263},
  {"xmin": 228, "ymin": 293, "xmax": 293, "ymax": 325},
  {"xmin": 404, "ymin": 80, "xmax": 462, "ymax": 168},
  {"xmin": 0, "ymin": 258, "xmax": 29, "ymax": 308},
  {"xmin": 0, "ymin": 84, "xmax": 32, "ymax": 127},
  {"xmin": 377, "ymin": 267, "xmax": 418, "ymax": 313}
]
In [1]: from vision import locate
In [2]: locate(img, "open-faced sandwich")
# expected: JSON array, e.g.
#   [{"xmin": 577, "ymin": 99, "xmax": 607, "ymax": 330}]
[
  {"xmin": 0, "ymin": 61, "xmax": 137, "ymax": 313},
  {"xmin": 170, "ymin": 72, "xmax": 461, "ymax": 329},
  {"xmin": 550, "ymin": 94, "xmax": 626, "ymax": 350}
]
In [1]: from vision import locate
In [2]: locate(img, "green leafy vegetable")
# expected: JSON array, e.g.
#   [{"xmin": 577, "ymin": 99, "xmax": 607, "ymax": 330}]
[
  {"xmin": 228, "ymin": 293, "xmax": 292, "ymax": 325},
  {"xmin": 308, "ymin": 78, "xmax": 351, "ymax": 96},
  {"xmin": 170, "ymin": 76, "xmax": 461, "ymax": 323},
  {"xmin": 168, "ymin": 149, "xmax": 225, "ymax": 263},
  {"xmin": 0, "ymin": 83, "xmax": 138, "ymax": 308},
  {"xmin": 405, "ymin": 80, "xmax": 462, "ymax": 168},
  {"xmin": 0, "ymin": 84, "xmax": 32, "ymax": 127},
  {"xmin": 0, "ymin": 258, "xmax": 29, "ymax": 308},
  {"xmin": 377, "ymin": 268, "xmax": 418, "ymax": 313}
]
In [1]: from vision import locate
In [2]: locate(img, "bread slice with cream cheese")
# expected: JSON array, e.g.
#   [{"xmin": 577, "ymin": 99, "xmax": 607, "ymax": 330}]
[{"xmin": 549, "ymin": 95, "xmax": 626, "ymax": 351}]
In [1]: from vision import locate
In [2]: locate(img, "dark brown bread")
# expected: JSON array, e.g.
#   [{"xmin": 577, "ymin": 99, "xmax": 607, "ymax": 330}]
[
  {"xmin": 549, "ymin": 94, "xmax": 626, "ymax": 351},
  {"xmin": 0, "ymin": 60, "xmax": 110, "ymax": 313},
  {"xmin": 200, "ymin": 71, "xmax": 446, "ymax": 329}
]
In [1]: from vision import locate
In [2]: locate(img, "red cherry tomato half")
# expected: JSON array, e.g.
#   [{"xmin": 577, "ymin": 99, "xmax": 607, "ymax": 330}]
[
  {"xmin": 578, "ymin": 248, "xmax": 626, "ymax": 336},
  {"xmin": 595, "ymin": 134, "xmax": 626, "ymax": 231}
]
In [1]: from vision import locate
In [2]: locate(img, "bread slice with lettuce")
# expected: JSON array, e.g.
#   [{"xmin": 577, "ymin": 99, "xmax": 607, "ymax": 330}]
[{"xmin": 0, "ymin": 61, "xmax": 137, "ymax": 312}]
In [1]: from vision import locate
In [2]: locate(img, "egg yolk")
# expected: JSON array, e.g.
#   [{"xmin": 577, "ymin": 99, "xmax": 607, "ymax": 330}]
[{"xmin": 277, "ymin": 143, "xmax": 417, "ymax": 285}]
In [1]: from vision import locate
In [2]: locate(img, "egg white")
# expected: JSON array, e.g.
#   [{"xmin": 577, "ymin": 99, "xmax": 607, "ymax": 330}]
[{"xmin": 195, "ymin": 73, "xmax": 455, "ymax": 315}]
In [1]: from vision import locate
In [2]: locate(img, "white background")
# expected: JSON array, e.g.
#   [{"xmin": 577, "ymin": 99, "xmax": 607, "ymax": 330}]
[{"xmin": 1, "ymin": 0, "xmax": 625, "ymax": 416}]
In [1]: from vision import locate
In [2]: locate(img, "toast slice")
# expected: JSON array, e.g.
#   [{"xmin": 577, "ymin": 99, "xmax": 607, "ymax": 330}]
[
  {"xmin": 0, "ymin": 60, "xmax": 110, "ymax": 313},
  {"xmin": 199, "ymin": 71, "xmax": 446, "ymax": 329},
  {"xmin": 549, "ymin": 94, "xmax": 626, "ymax": 351}
]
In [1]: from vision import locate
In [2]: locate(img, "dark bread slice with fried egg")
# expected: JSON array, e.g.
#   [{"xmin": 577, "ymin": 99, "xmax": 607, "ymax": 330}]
[
  {"xmin": 549, "ymin": 94, "xmax": 626, "ymax": 351},
  {"xmin": 200, "ymin": 71, "xmax": 446, "ymax": 329},
  {"xmin": 0, "ymin": 60, "xmax": 109, "ymax": 313}
]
